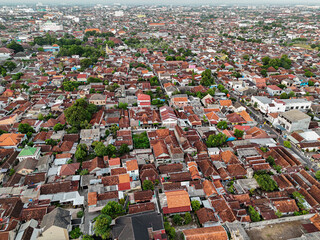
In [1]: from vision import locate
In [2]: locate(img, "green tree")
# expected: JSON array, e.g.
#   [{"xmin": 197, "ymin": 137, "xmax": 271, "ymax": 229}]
[
  {"xmin": 315, "ymin": 171, "xmax": 320, "ymax": 180},
  {"xmin": 45, "ymin": 139, "xmax": 58, "ymax": 146},
  {"xmin": 266, "ymin": 156, "xmax": 275, "ymax": 166},
  {"xmin": 119, "ymin": 144, "xmax": 130, "ymax": 155},
  {"xmin": 64, "ymin": 98, "xmax": 96, "ymax": 128},
  {"xmin": 110, "ymin": 124, "xmax": 119, "ymax": 137},
  {"xmin": 94, "ymin": 142, "xmax": 108, "ymax": 157},
  {"xmin": 206, "ymin": 133, "xmax": 227, "ymax": 147},
  {"xmin": 82, "ymin": 235, "xmax": 94, "ymax": 240},
  {"xmin": 133, "ymin": 132, "xmax": 150, "ymax": 149},
  {"xmin": 69, "ymin": 227, "xmax": 82, "ymax": 239},
  {"xmin": 9, "ymin": 169, "xmax": 15, "ymax": 176},
  {"xmin": 288, "ymin": 91, "xmax": 295, "ymax": 98},
  {"xmin": 283, "ymin": 141, "xmax": 291, "ymax": 148},
  {"xmin": 118, "ymin": 102, "xmax": 128, "ymax": 109},
  {"xmin": 75, "ymin": 143, "xmax": 88, "ymax": 162},
  {"xmin": 101, "ymin": 201, "xmax": 124, "ymax": 219},
  {"xmin": 3, "ymin": 61, "xmax": 16, "ymax": 71},
  {"xmin": 200, "ymin": 69, "xmax": 215, "ymax": 86},
  {"xmin": 77, "ymin": 211, "xmax": 84, "ymax": 218},
  {"xmin": 275, "ymin": 210, "xmax": 282, "ymax": 218},
  {"xmin": 80, "ymin": 169, "xmax": 89, "ymax": 175},
  {"xmin": 217, "ymin": 121, "xmax": 228, "ymax": 130},
  {"xmin": 105, "ymin": 129, "xmax": 110, "ymax": 137},
  {"xmin": 164, "ymin": 222, "xmax": 176, "ymax": 240},
  {"xmin": 173, "ymin": 214, "xmax": 183, "ymax": 225},
  {"xmin": 53, "ymin": 123, "xmax": 64, "ymax": 132},
  {"xmin": 18, "ymin": 123, "xmax": 35, "ymax": 134},
  {"xmin": 38, "ymin": 113, "xmax": 44, "ymax": 121},
  {"xmin": 7, "ymin": 41, "xmax": 24, "ymax": 53},
  {"xmin": 107, "ymin": 40, "xmax": 115, "ymax": 48},
  {"xmin": 248, "ymin": 205, "xmax": 261, "ymax": 222},
  {"xmin": 191, "ymin": 200, "xmax": 201, "ymax": 211},
  {"xmin": 106, "ymin": 144, "xmax": 116, "ymax": 157},
  {"xmin": 234, "ymin": 129, "xmax": 244, "ymax": 139},
  {"xmin": 80, "ymin": 58, "xmax": 92, "ymax": 69},
  {"xmin": 94, "ymin": 214, "xmax": 112, "ymax": 239},
  {"xmin": 184, "ymin": 212, "xmax": 192, "ymax": 224},
  {"xmin": 280, "ymin": 92, "xmax": 288, "ymax": 99},
  {"xmin": 254, "ymin": 174, "xmax": 278, "ymax": 192},
  {"xmin": 142, "ymin": 180, "xmax": 154, "ymax": 191},
  {"xmin": 308, "ymin": 80, "xmax": 315, "ymax": 86}
]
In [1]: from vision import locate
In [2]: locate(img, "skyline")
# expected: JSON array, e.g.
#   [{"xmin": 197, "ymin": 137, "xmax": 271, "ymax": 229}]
[{"xmin": 0, "ymin": 0, "xmax": 320, "ymax": 6}]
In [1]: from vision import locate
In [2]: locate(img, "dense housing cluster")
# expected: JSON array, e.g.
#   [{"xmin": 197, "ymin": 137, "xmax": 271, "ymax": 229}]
[{"xmin": 0, "ymin": 3, "xmax": 320, "ymax": 240}]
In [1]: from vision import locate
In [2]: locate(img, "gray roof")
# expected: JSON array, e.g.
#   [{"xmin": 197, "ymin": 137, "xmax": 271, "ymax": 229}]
[
  {"xmin": 112, "ymin": 211, "xmax": 164, "ymax": 240},
  {"xmin": 40, "ymin": 208, "xmax": 71, "ymax": 231},
  {"xmin": 253, "ymin": 96, "xmax": 272, "ymax": 104},
  {"xmin": 280, "ymin": 109, "xmax": 311, "ymax": 122}
]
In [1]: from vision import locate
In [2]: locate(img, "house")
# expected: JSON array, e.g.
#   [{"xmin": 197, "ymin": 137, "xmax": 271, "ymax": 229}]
[
  {"xmin": 182, "ymin": 226, "xmax": 228, "ymax": 240},
  {"xmin": 0, "ymin": 133, "xmax": 25, "ymax": 149},
  {"xmin": 266, "ymin": 85, "xmax": 283, "ymax": 96},
  {"xmin": 137, "ymin": 94, "xmax": 151, "ymax": 107},
  {"xmin": 251, "ymin": 96, "xmax": 311, "ymax": 114},
  {"xmin": 38, "ymin": 208, "xmax": 71, "ymax": 240},
  {"xmin": 77, "ymin": 73, "xmax": 87, "ymax": 82},
  {"xmin": 0, "ymin": 114, "xmax": 18, "ymax": 125},
  {"xmin": 160, "ymin": 106, "xmax": 177, "ymax": 128},
  {"xmin": 80, "ymin": 128, "xmax": 100, "ymax": 141},
  {"xmin": 160, "ymin": 190, "xmax": 191, "ymax": 214},
  {"xmin": 125, "ymin": 159, "xmax": 139, "ymax": 181},
  {"xmin": 112, "ymin": 211, "xmax": 166, "ymax": 240},
  {"xmin": 17, "ymin": 146, "xmax": 41, "ymax": 162},
  {"xmin": 195, "ymin": 208, "xmax": 219, "ymax": 227},
  {"xmin": 54, "ymin": 153, "xmax": 72, "ymax": 165},
  {"xmin": 171, "ymin": 94, "xmax": 188, "ymax": 108},
  {"xmin": 59, "ymin": 163, "xmax": 80, "ymax": 177},
  {"xmin": 89, "ymin": 94, "xmax": 106, "ymax": 106},
  {"xmin": 15, "ymin": 158, "xmax": 38, "ymax": 175},
  {"xmin": 278, "ymin": 110, "xmax": 311, "ymax": 132},
  {"xmin": 0, "ymin": 47, "xmax": 14, "ymax": 59},
  {"xmin": 272, "ymin": 199, "xmax": 299, "ymax": 215},
  {"xmin": 82, "ymin": 157, "xmax": 107, "ymax": 173}
]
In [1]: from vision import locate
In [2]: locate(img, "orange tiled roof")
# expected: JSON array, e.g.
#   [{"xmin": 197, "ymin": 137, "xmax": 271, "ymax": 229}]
[
  {"xmin": 0, "ymin": 133, "xmax": 24, "ymax": 146},
  {"xmin": 126, "ymin": 159, "xmax": 138, "ymax": 171},
  {"xmin": 183, "ymin": 226, "xmax": 228, "ymax": 240},
  {"xmin": 165, "ymin": 190, "xmax": 190, "ymax": 209}
]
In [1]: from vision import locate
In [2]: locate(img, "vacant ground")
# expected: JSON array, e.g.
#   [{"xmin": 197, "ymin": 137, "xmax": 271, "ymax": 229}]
[
  {"xmin": 246, "ymin": 220, "xmax": 310, "ymax": 240},
  {"xmin": 292, "ymin": 43, "xmax": 315, "ymax": 50}
]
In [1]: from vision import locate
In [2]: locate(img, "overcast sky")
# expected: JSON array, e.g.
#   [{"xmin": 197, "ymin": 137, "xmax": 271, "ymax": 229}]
[{"xmin": 0, "ymin": 0, "xmax": 320, "ymax": 5}]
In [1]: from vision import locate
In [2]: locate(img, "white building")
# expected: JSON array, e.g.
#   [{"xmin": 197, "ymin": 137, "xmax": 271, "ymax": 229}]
[
  {"xmin": 278, "ymin": 109, "xmax": 311, "ymax": 132},
  {"xmin": 251, "ymin": 96, "xmax": 311, "ymax": 114},
  {"xmin": 40, "ymin": 22, "xmax": 63, "ymax": 32}
]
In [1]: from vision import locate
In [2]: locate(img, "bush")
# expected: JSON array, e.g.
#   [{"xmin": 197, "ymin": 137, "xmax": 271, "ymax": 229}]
[
  {"xmin": 254, "ymin": 174, "xmax": 278, "ymax": 192},
  {"xmin": 315, "ymin": 171, "xmax": 320, "ymax": 180},
  {"xmin": 142, "ymin": 180, "xmax": 154, "ymax": 191},
  {"xmin": 77, "ymin": 210, "xmax": 84, "ymax": 218},
  {"xmin": 172, "ymin": 214, "xmax": 183, "ymax": 225},
  {"xmin": 69, "ymin": 227, "xmax": 82, "ymax": 239},
  {"xmin": 248, "ymin": 205, "xmax": 261, "ymax": 222},
  {"xmin": 283, "ymin": 141, "xmax": 291, "ymax": 148},
  {"xmin": 191, "ymin": 200, "xmax": 201, "ymax": 211},
  {"xmin": 184, "ymin": 212, "xmax": 192, "ymax": 224}
]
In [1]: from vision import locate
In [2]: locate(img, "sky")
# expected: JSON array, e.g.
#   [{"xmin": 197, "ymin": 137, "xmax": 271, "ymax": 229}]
[{"xmin": 0, "ymin": 0, "xmax": 319, "ymax": 5}]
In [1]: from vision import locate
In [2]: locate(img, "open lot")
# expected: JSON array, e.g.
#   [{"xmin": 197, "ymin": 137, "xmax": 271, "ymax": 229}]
[{"xmin": 246, "ymin": 220, "xmax": 310, "ymax": 240}]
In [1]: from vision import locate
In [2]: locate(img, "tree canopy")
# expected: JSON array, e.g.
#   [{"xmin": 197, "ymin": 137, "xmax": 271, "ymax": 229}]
[
  {"xmin": 254, "ymin": 174, "xmax": 278, "ymax": 192},
  {"xmin": 206, "ymin": 133, "xmax": 227, "ymax": 147},
  {"xmin": 101, "ymin": 201, "xmax": 124, "ymax": 219},
  {"xmin": 93, "ymin": 214, "xmax": 112, "ymax": 240},
  {"xmin": 64, "ymin": 98, "xmax": 97, "ymax": 128}
]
